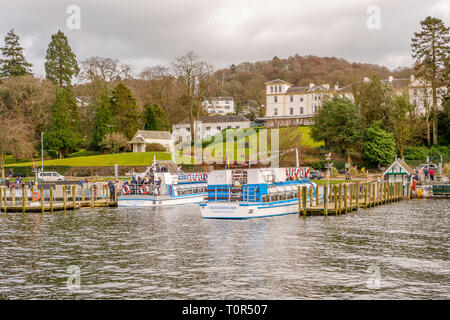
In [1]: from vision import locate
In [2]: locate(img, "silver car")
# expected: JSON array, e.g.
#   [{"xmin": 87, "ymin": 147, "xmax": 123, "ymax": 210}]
[{"xmin": 38, "ymin": 171, "xmax": 66, "ymax": 182}]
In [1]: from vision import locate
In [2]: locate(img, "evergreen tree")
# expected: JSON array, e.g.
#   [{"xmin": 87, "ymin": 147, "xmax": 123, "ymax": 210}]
[
  {"xmin": 0, "ymin": 29, "xmax": 32, "ymax": 78},
  {"xmin": 44, "ymin": 88, "xmax": 78, "ymax": 158},
  {"xmin": 92, "ymin": 90, "xmax": 114, "ymax": 150},
  {"xmin": 411, "ymin": 16, "xmax": 449, "ymax": 145},
  {"xmin": 144, "ymin": 103, "xmax": 158, "ymax": 130},
  {"xmin": 110, "ymin": 83, "xmax": 139, "ymax": 139},
  {"xmin": 45, "ymin": 30, "xmax": 79, "ymax": 88}
]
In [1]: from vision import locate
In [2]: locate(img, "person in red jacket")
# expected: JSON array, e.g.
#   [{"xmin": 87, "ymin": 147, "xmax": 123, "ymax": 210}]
[{"xmin": 429, "ymin": 168, "xmax": 434, "ymax": 181}]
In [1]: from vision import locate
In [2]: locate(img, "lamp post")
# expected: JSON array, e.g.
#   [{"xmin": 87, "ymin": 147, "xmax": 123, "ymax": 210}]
[{"xmin": 41, "ymin": 132, "xmax": 44, "ymax": 175}]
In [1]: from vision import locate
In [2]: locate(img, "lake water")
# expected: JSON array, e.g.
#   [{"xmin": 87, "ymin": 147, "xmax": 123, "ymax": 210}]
[{"xmin": 0, "ymin": 199, "xmax": 448, "ymax": 299}]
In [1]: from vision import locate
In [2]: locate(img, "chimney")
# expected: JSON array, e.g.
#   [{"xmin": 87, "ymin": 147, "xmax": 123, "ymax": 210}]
[
  {"xmin": 389, "ymin": 76, "xmax": 393, "ymax": 82},
  {"xmin": 309, "ymin": 83, "xmax": 315, "ymax": 88},
  {"xmin": 410, "ymin": 74, "xmax": 415, "ymax": 82}
]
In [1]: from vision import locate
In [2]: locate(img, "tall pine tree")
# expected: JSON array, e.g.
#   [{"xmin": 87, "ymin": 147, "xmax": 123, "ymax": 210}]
[
  {"xmin": 45, "ymin": 30, "xmax": 79, "ymax": 88},
  {"xmin": 411, "ymin": 16, "xmax": 449, "ymax": 145},
  {"xmin": 110, "ymin": 83, "xmax": 139, "ymax": 139},
  {"xmin": 92, "ymin": 90, "xmax": 114, "ymax": 150},
  {"xmin": 143, "ymin": 102, "xmax": 170, "ymax": 131},
  {"xmin": 0, "ymin": 29, "xmax": 32, "ymax": 78},
  {"xmin": 44, "ymin": 88, "xmax": 78, "ymax": 158}
]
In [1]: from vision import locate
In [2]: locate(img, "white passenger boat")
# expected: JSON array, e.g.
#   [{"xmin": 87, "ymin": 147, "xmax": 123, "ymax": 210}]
[
  {"xmin": 200, "ymin": 168, "xmax": 318, "ymax": 219},
  {"xmin": 118, "ymin": 170, "xmax": 207, "ymax": 207}
]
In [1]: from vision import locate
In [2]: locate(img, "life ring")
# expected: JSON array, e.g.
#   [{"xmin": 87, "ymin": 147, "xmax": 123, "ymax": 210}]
[
  {"xmin": 140, "ymin": 185, "xmax": 148, "ymax": 195},
  {"xmin": 123, "ymin": 185, "xmax": 130, "ymax": 195},
  {"xmin": 32, "ymin": 191, "xmax": 40, "ymax": 201}
]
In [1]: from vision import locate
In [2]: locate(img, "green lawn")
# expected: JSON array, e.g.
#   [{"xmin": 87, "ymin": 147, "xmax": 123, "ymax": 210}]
[{"xmin": 6, "ymin": 152, "xmax": 171, "ymax": 167}]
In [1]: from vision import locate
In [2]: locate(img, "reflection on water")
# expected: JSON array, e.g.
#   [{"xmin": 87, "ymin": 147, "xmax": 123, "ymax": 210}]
[{"xmin": 0, "ymin": 199, "xmax": 448, "ymax": 299}]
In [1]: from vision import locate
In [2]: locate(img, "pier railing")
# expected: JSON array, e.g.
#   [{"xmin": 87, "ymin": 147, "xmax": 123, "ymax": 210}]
[
  {"xmin": 297, "ymin": 181, "xmax": 410, "ymax": 217},
  {"xmin": 0, "ymin": 183, "xmax": 118, "ymax": 213}
]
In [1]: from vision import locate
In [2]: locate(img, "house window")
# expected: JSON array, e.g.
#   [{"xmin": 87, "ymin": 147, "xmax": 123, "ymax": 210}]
[
  {"xmin": 278, "ymin": 85, "xmax": 282, "ymax": 92},
  {"xmin": 206, "ymin": 126, "xmax": 210, "ymax": 131},
  {"xmin": 290, "ymin": 95, "xmax": 293, "ymax": 102},
  {"xmin": 274, "ymin": 108, "xmax": 278, "ymax": 116},
  {"xmin": 314, "ymin": 106, "xmax": 318, "ymax": 113},
  {"xmin": 227, "ymin": 125, "xmax": 231, "ymax": 129},
  {"xmin": 236, "ymin": 125, "xmax": 240, "ymax": 129},
  {"xmin": 300, "ymin": 107, "xmax": 304, "ymax": 114},
  {"xmin": 270, "ymin": 86, "xmax": 273, "ymax": 93},
  {"xmin": 274, "ymin": 96, "xmax": 278, "ymax": 103},
  {"xmin": 290, "ymin": 107, "xmax": 294, "ymax": 115},
  {"xmin": 217, "ymin": 126, "xmax": 221, "ymax": 130},
  {"xmin": 186, "ymin": 127, "xmax": 190, "ymax": 132},
  {"xmin": 300, "ymin": 97, "xmax": 303, "ymax": 102}
]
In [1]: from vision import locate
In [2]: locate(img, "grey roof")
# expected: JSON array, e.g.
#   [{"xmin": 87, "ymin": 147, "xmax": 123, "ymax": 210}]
[
  {"xmin": 264, "ymin": 79, "xmax": 292, "ymax": 85},
  {"xmin": 176, "ymin": 115, "xmax": 249, "ymax": 125},
  {"xmin": 133, "ymin": 130, "xmax": 173, "ymax": 140},
  {"xmin": 286, "ymin": 87, "xmax": 308, "ymax": 93}
]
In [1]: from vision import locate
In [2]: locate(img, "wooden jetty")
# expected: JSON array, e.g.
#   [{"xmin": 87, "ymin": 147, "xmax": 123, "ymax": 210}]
[
  {"xmin": 0, "ymin": 183, "xmax": 118, "ymax": 213},
  {"xmin": 298, "ymin": 181, "xmax": 409, "ymax": 217}
]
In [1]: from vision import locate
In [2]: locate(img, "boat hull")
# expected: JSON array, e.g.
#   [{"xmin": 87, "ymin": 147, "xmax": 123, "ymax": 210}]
[
  {"xmin": 200, "ymin": 199, "xmax": 300, "ymax": 219},
  {"xmin": 118, "ymin": 194, "xmax": 206, "ymax": 207}
]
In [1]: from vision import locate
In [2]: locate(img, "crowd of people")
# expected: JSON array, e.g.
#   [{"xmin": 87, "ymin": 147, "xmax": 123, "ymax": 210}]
[{"xmin": 414, "ymin": 166, "xmax": 435, "ymax": 181}]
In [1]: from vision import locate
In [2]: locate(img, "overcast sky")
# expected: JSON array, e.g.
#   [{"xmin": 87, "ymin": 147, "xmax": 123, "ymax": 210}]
[{"xmin": 0, "ymin": 0, "xmax": 448, "ymax": 77}]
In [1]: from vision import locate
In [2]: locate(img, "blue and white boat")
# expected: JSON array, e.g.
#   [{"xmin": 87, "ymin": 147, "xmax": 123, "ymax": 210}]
[
  {"xmin": 200, "ymin": 167, "xmax": 318, "ymax": 219},
  {"xmin": 118, "ymin": 171, "xmax": 208, "ymax": 207}
]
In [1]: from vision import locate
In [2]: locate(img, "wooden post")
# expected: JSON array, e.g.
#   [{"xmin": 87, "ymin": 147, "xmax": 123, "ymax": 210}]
[
  {"xmin": 0, "ymin": 188, "xmax": 2, "ymax": 213},
  {"xmin": 49, "ymin": 186, "xmax": 53, "ymax": 213},
  {"xmin": 302, "ymin": 186, "xmax": 307, "ymax": 217},
  {"xmin": 63, "ymin": 185, "xmax": 67, "ymax": 211},
  {"xmin": 349, "ymin": 184, "xmax": 353, "ymax": 211},
  {"xmin": 364, "ymin": 183, "xmax": 368, "ymax": 208},
  {"xmin": 82, "ymin": 184, "xmax": 85, "ymax": 202},
  {"xmin": 22, "ymin": 185, "xmax": 26, "ymax": 213},
  {"xmin": 91, "ymin": 185, "xmax": 94, "ymax": 208},
  {"xmin": 114, "ymin": 185, "xmax": 118, "ymax": 206},
  {"xmin": 40, "ymin": 187, "xmax": 44, "ymax": 214},
  {"xmin": 12, "ymin": 187, "xmax": 15, "ymax": 207},
  {"xmin": 372, "ymin": 183, "xmax": 375, "ymax": 207},
  {"xmin": 338, "ymin": 184, "xmax": 342, "ymax": 214},
  {"xmin": 309, "ymin": 186, "xmax": 313, "ymax": 207},
  {"xmin": 298, "ymin": 185, "xmax": 301, "ymax": 216},
  {"xmin": 72, "ymin": 185, "xmax": 76, "ymax": 210},
  {"xmin": 344, "ymin": 184, "xmax": 348, "ymax": 214},
  {"xmin": 315, "ymin": 185, "xmax": 319, "ymax": 206},
  {"xmin": 3, "ymin": 187, "xmax": 7, "ymax": 213},
  {"xmin": 323, "ymin": 184, "xmax": 328, "ymax": 216},
  {"xmin": 356, "ymin": 183, "xmax": 359, "ymax": 209},
  {"xmin": 334, "ymin": 185, "xmax": 338, "ymax": 214},
  {"xmin": 106, "ymin": 186, "xmax": 110, "ymax": 206},
  {"xmin": 408, "ymin": 180, "xmax": 411, "ymax": 200}
]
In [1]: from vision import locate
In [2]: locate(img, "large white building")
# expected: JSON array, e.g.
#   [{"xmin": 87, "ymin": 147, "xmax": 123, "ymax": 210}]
[
  {"xmin": 407, "ymin": 75, "xmax": 447, "ymax": 115},
  {"xmin": 172, "ymin": 115, "xmax": 251, "ymax": 142},
  {"xmin": 260, "ymin": 79, "xmax": 353, "ymax": 127},
  {"xmin": 202, "ymin": 97, "xmax": 235, "ymax": 114}
]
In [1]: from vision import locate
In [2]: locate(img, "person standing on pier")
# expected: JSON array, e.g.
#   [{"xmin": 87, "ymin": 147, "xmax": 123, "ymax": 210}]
[
  {"xmin": 429, "ymin": 168, "xmax": 434, "ymax": 181},
  {"xmin": 108, "ymin": 180, "xmax": 116, "ymax": 201}
]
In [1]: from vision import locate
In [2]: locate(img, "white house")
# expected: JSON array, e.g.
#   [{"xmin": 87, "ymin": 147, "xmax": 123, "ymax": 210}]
[
  {"xmin": 260, "ymin": 79, "xmax": 353, "ymax": 128},
  {"xmin": 407, "ymin": 75, "xmax": 447, "ymax": 116},
  {"xmin": 172, "ymin": 115, "xmax": 251, "ymax": 142},
  {"xmin": 129, "ymin": 130, "xmax": 174, "ymax": 153},
  {"xmin": 202, "ymin": 97, "xmax": 235, "ymax": 114}
]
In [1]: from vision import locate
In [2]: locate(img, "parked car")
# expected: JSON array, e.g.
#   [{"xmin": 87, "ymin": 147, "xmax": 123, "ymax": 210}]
[
  {"xmin": 309, "ymin": 171, "xmax": 324, "ymax": 180},
  {"xmin": 38, "ymin": 171, "xmax": 66, "ymax": 182}
]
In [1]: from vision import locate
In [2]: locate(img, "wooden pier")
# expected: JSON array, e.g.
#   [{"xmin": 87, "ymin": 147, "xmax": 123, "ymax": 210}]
[
  {"xmin": 298, "ymin": 181, "xmax": 409, "ymax": 217},
  {"xmin": 0, "ymin": 183, "xmax": 118, "ymax": 213}
]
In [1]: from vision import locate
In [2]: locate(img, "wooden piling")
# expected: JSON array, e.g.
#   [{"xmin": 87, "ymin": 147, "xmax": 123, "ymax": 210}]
[
  {"xmin": 315, "ymin": 185, "xmax": 319, "ymax": 206},
  {"xmin": 356, "ymin": 183, "xmax": 359, "ymax": 209},
  {"xmin": 349, "ymin": 184, "xmax": 353, "ymax": 212},
  {"xmin": 344, "ymin": 184, "xmax": 348, "ymax": 214},
  {"xmin": 323, "ymin": 184, "xmax": 328, "ymax": 216},
  {"xmin": 302, "ymin": 186, "xmax": 307, "ymax": 217},
  {"xmin": 12, "ymin": 187, "xmax": 15, "ymax": 206},
  {"xmin": 298, "ymin": 185, "xmax": 301, "ymax": 216},
  {"xmin": 22, "ymin": 186, "xmax": 25, "ymax": 214},
  {"xmin": 0, "ymin": 188, "xmax": 2, "ymax": 213},
  {"xmin": 49, "ymin": 186, "xmax": 53, "ymax": 213},
  {"xmin": 91, "ymin": 185, "xmax": 94, "ymax": 208},
  {"xmin": 63, "ymin": 185, "xmax": 67, "ymax": 210},
  {"xmin": 72, "ymin": 185, "xmax": 76, "ymax": 210},
  {"xmin": 372, "ymin": 183, "xmax": 375, "ymax": 207},
  {"xmin": 82, "ymin": 184, "xmax": 85, "ymax": 201},
  {"xmin": 309, "ymin": 186, "xmax": 313, "ymax": 207},
  {"xmin": 40, "ymin": 187, "xmax": 44, "ymax": 214},
  {"xmin": 364, "ymin": 183, "xmax": 368, "ymax": 208},
  {"xmin": 334, "ymin": 185, "xmax": 338, "ymax": 214}
]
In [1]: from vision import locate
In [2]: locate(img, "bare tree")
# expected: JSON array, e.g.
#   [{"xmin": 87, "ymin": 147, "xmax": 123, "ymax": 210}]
[{"xmin": 79, "ymin": 56, "xmax": 132, "ymax": 83}]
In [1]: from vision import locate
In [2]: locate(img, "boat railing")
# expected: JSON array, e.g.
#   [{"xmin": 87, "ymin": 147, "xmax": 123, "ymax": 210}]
[{"xmin": 118, "ymin": 183, "xmax": 161, "ymax": 196}]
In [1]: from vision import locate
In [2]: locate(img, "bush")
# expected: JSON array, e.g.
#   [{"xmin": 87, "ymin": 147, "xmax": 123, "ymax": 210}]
[
  {"xmin": 443, "ymin": 163, "xmax": 450, "ymax": 176},
  {"xmin": 310, "ymin": 160, "xmax": 327, "ymax": 170},
  {"xmin": 145, "ymin": 143, "xmax": 167, "ymax": 152},
  {"xmin": 404, "ymin": 146, "xmax": 449, "ymax": 161},
  {"xmin": 99, "ymin": 132, "xmax": 130, "ymax": 154}
]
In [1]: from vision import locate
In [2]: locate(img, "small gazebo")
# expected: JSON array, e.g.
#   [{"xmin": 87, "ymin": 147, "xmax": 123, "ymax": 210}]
[{"xmin": 383, "ymin": 159, "xmax": 415, "ymax": 195}]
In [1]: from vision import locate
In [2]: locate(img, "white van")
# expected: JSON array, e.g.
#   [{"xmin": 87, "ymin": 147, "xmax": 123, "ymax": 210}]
[{"xmin": 38, "ymin": 172, "xmax": 66, "ymax": 182}]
